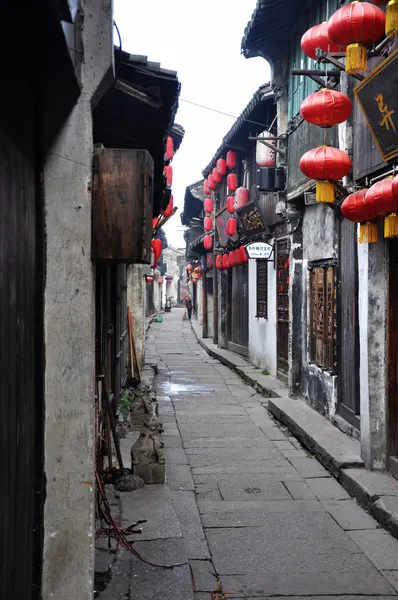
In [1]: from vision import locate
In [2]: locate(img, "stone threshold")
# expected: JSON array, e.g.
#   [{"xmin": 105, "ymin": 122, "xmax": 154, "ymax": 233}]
[{"xmin": 190, "ymin": 320, "xmax": 398, "ymax": 542}]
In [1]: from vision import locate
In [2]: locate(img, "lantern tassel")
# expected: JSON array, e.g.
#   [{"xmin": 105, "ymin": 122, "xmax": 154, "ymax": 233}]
[
  {"xmin": 316, "ymin": 181, "xmax": 335, "ymax": 203},
  {"xmin": 359, "ymin": 221, "xmax": 378, "ymax": 244},
  {"xmin": 385, "ymin": 213, "xmax": 398, "ymax": 238},
  {"xmin": 387, "ymin": 0, "xmax": 398, "ymax": 37},
  {"xmin": 346, "ymin": 43, "xmax": 367, "ymax": 75}
]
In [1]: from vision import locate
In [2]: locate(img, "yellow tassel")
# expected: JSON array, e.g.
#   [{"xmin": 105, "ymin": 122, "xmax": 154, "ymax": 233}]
[
  {"xmin": 384, "ymin": 213, "xmax": 398, "ymax": 238},
  {"xmin": 359, "ymin": 221, "xmax": 378, "ymax": 244},
  {"xmin": 316, "ymin": 180, "xmax": 335, "ymax": 203},
  {"xmin": 386, "ymin": 0, "xmax": 398, "ymax": 36},
  {"xmin": 346, "ymin": 43, "xmax": 367, "ymax": 74}
]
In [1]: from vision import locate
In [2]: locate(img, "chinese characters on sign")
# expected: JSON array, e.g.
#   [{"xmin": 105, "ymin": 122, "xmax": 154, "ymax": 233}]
[
  {"xmin": 236, "ymin": 201, "xmax": 266, "ymax": 237},
  {"xmin": 354, "ymin": 48, "xmax": 398, "ymax": 162},
  {"xmin": 245, "ymin": 242, "xmax": 274, "ymax": 260}
]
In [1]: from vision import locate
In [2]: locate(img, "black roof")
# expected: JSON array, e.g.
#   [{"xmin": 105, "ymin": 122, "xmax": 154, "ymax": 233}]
[{"xmin": 181, "ymin": 180, "xmax": 206, "ymax": 227}]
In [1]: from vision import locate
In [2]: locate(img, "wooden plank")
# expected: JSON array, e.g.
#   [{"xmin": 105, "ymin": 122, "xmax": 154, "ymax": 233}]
[{"xmin": 92, "ymin": 148, "xmax": 154, "ymax": 263}]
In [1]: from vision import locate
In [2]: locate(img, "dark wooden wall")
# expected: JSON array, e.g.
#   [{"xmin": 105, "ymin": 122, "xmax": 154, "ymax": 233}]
[{"xmin": 227, "ymin": 264, "xmax": 249, "ymax": 356}]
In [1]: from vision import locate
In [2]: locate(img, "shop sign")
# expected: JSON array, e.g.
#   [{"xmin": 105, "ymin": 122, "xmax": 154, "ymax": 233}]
[
  {"xmin": 236, "ymin": 200, "xmax": 266, "ymax": 237},
  {"xmin": 354, "ymin": 48, "xmax": 398, "ymax": 162},
  {"xmin": 245, "ymin": 241, "xmax": 274, "ymax": 260}
]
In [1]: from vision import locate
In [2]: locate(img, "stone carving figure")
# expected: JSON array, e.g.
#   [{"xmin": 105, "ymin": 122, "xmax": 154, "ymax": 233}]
[{"xmin": 130, "ymin": 416, "xmax": 165, "ymax": 470}]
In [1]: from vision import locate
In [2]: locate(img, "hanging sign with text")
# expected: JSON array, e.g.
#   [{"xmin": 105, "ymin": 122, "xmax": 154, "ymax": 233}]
[
  {"xmin": 354, "ymin": 48, "xmax": 398, "ymax": 162},
  {"xmin": 245, "ymin": 241, "xmax": 274, "ymax": 260}
]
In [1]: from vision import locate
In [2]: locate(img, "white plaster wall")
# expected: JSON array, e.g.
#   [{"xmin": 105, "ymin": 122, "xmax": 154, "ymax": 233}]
[
  {"xmin": 127, "ymin": 265, "xmax": 145, "ymax": 372},
  {"xmin": 196, "ymin": 280, "xmax": 203, "ymax": 325},
  {"xmin": 42, "ymin": 2, "xmax": 113, "ymax": 597},
  {"xmin": 358, "ymin": 238, "xmax": 370, "ymax": 461},
  {"xmin": 248, "ymin": 258, "xmax": 277, "ymax": 376},
  {"xmin": 207, "ymin": 283, "xmax": 214, "ymax": 338}
]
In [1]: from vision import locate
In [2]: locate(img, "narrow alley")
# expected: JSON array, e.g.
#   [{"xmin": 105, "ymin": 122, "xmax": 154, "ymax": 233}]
[{"xmin": 99, "ymin": 308, "xmax": 398, "ymax": 600}]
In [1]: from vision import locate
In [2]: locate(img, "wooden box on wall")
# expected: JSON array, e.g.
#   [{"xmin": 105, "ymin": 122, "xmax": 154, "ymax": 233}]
[{"xmin": 92, "ymin": 148, "xmax": 154, "ymax": 263}]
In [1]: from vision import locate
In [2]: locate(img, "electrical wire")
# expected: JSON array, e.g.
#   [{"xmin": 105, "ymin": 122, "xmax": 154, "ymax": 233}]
[
  {"xmin": 113, "ymin": 20, "xmax": 122, "ymax": 80},
  {"xmin": 179, "ymin": 98, "xmax": 272, "ymax": 128}
]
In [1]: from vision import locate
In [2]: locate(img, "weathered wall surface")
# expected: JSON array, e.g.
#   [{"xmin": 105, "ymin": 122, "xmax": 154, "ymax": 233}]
[
  {"xmin": 127, "ymin": 264, "xmax": 146, "ymax": 371},
  {"xmin": 42, "ymin": 2, "xmax": 113, "ymax": 598},
  {"xmin": 248, "ymin": 256, "xmax": 277, "ymax": 376}
]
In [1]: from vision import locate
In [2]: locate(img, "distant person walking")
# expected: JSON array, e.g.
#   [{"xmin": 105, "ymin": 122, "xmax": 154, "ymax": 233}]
[{"xmin": 184, "ymin": 295, "xmax": 192, "ymax": 320}]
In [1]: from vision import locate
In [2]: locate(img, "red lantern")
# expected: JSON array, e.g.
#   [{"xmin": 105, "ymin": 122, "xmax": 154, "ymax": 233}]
[
  {"xmin": 187, "ymin": 263, "xmax": 193, "ymax": 272},
  {"xmin": 212, "ymin": 167, "xmax": 222, "ymax": 184},
  {"xmin": 146, "ymin": 276, "xmax": 153, "ymax": 283},
  {"xmin": 162, "ymin": 194, "xmax": 174, "ymax": 217},
  {"xmin": 229, "ymin": 250, "xmax": 236, "ymax": 267},
  {"xmin": 301, "ymin": 21, "xmax": 344, "ymax": 61},
  {"xmin": 328, "ymin": 2, "xmax": 385, "ymax": 74},
  {"xmin": 300, "ymin": 146, "xmax": 352, "ymax": 203},
  {"xmin": 341, "ymin": 189, "xmax": 379, "ymax": 243},
  {"xmin": 151, "ymin": 238, "xmax": 162, "ymax": 259},
  {"xmin": 226, "ymin": 150, "xmax": 237, "ymax": 169},
  {"xmin": 366, "ymin": 178, "xmax": 398, "ymax": 239},
  {"xmin": 227, "ymin": 173, "xmax": 238, "ymax": 192},
  {"xmin": 371, "ymin": 0, "xmax": 398, "ymax": 37},
  {"xmin": 204, "ymin": 197, "xmax": 213, "ymax": 213},
  {"xmin": 234, "ymin": 248, "xmax": 242, "ymax": 266},
  {"xmin": 204, "ymin": 180, "xmax": 211, "ymax": 195},
  {"xmin": 240, "ymin": 246, "xmax": 248, "ymax": 263},
  {"xmin": 217, "ymin": 158, "xmax": 227, "ymax": 176},
  {"xmin": 300, "ymin": 89, "xmax": 352, "ymax": 128},
  {"xmin": 222, "ymin": 254, "xmax": 230, "ymax": 269},
  {"xmin": 204, "ymin": 234, "xmax": 213, "ymax": 250},
  {"xmin": 216, "ymin": 255, "xmax": 223, "ymax": 269},
  {"xmin": 208, "ymin": 174, "xmax": 216, "ymax": 190},
  {"xmin": 227, "ymin": 217, "xmax": 237, "ymax": 236},
  {"xmin": 165, "ymin": 136, "xmax": 174, "ymax": 161},
  {"xmin": 164, "ymin": 165, "xmax": 173, "ymax": 186},
  {"xmin": 227, "ymin": 196, "xmax": 235, "ymax": 214},
  {"xmin": 235, "ymin": 187, "xmax": 249, "ymax": 209},
  {"xmin": 204, "ymin": 216, "xmax": 213, "ymax": 231}
]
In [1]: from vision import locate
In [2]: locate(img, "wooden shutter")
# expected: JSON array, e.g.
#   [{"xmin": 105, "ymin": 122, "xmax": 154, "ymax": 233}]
[
  {"xmin": 310, "ymin": 266, "xmax": 335, "ymax": 370},
  {"xmin": 256, "ymin": 260, "xmax": 268, "ymax": 318}
]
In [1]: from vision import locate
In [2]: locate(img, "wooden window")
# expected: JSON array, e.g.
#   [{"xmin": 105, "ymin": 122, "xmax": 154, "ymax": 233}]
[
  {"xmin": 310, "ymin": 265, "xmax": 336, "ymax": 370},
  {"xmin": 256, "ymin": 260, "xmax": 268, "ymax": 319}
]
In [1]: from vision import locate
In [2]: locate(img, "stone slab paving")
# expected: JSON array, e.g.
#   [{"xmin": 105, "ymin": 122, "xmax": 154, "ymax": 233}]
[{"xmin": 99, "ymin": 309, "xmax": 398, "ymax": 599}]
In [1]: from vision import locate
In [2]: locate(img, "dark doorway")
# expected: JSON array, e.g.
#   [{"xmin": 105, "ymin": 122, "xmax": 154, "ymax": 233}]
[
  {"xmin": 277, "ymin": 238, "xmax": 290, "ymax": 375},
  {"xmin": 338, "ymin": 219, "xmax": 360, "ymax": 429},
  {"xmin": 227, "ymin": 263, "xmax": 249, "ymax": 356}
]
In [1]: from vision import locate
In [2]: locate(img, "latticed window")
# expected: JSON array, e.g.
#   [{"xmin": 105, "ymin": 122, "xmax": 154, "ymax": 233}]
[
  {"xmin": 309, "ymin": 265, "xmax": 336, "ymax": 370},
  {"xmin": 256, "ymin": 260, "xmax": 268, "ymax": 319}
]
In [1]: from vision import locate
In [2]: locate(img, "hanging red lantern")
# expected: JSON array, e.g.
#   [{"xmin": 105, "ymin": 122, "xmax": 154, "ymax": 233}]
[
  {"xmin": 372, "ymin": 0, "xmax": 398, "ymax": 37},
  {"xmin": 204, "ymin": 180, "xmax": 211, "ymax": 195},
  {"xmin": 256, "ymin": 131, "xmax": 276, "ymax": 167},
  {"xmin": 229, "ymin": 250, "xmax": 236, "ymax": 267},
  {"xmin": 341, "ymin": 189, "xmax": 378, "ymax": 243},
  {"xmin": 204, "ymin": 216, "xmax": 213, "ymax": 231},
  {"xmin": 226, "ymin": 150, "xmax": 237, "ymax": 169},
  {"xmin": 240, "ymin": 246, "xmax": 248, "ymax": 263},
  {"xmin": 146, "ymin": 276, "xmax": 153, "ymax": 283},
  {"xmin": 151, "ymin": 238, "xmax": 162, "ymax": 259},
  {"xmin": 227, "ymin": 217, "xmax": 237, "ymax": 236},
  {"xmin": 165, "ymin": 136, "xmax": 174, "ymax": 161},
  {"xmin": 222, "ymin": 254, "xmax": 230, "ymax": 269},
  {"xmin": 234, "ymin": 248, "xmax": 242, "ymax": 266},
  {"xmin": 187, "ymin": 263, "xmax": 193, "ymax": 272},
  {"xmin": 366, "ymin": 178, "xmax": 398, "ymax": 239},
  {"xmin": 300, "ymin": 146, "xmax": 352, "ymax": 203},
  {"xmin": 300, "ymin": 89, "xmax": 353, "ymax": 128},
  {"xmin": 235, "ymin": 187, "xmax": 250, "ymax": 209},
  {"xmin": 301, "ymin": 21, "xmax": 344, "ymax": 61},
  {"xmin": 212, "ymin": 167, "xmax": 222, "ymax": 184},
  {"xmin": 216, "ymin": 255, "xmax": 223, "ymax": 269},
  {"xmin": 217, "ymin": 158, "xmax": 227, "ymax": 176},
  {"xmin": 204, "ymin": 197, "xmax": 213, "ymax": 213},
  {"xmin": 164, "ymin": 165, "xmax": 173, "ymax": 186},
  {"xmin": 328, "ymin": 2, "xmax": 385, "ymax": 74},
  {"xmin": 208, "ymin": 174, "xmax": 216, "ymax": 190},
  {"xmin": 227, "ymin": 173, "xmax": 238, "ymax": 192},
  {"xmin": 227, "ymin": 196, "xmax": 235, "ymax": 214},
  {"xmin": 162, "ymin": 194, "xmax": 174, "ymax": 217},
  {"xmin": 204, "ymin": 234, "xmax": 213, "ymax": 250}
]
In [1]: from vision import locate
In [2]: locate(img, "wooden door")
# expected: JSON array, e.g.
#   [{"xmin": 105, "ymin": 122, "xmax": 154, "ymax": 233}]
[
  {"xmin": 277, "ymin": 239, "xmax": 290, "ymax": 375},
  {"xmin": 338, "ymin": 219, "xmax": 360, "ymax": 429},
  {"xmin": 0, "ymin": 85, "xmax": 44, "ymax": 599},
  {"xmin": 227, "ymin": 263, "xmax": 249, "ymax": 356},
  {"xmin": 388, "ymin": 238, "xmax": 398, "ymax": 478}
]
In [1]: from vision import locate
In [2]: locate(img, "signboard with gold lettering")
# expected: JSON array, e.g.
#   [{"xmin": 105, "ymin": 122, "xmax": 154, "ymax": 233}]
[
  {"xmin": 354, "ymin": 48, "xmax": 398, "ymax": 162},
  {"xmin": 236, "ymin": 200, "xmax": 266, "ymax": 238}
]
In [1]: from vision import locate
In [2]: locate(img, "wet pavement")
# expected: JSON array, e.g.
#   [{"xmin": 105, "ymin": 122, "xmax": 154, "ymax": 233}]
[{"xmin": 99, "ymin": 308, "xmax": 398, "ymax": 599}]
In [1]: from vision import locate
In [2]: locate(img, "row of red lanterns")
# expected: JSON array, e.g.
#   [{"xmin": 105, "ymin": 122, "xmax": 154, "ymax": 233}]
[
  {"xmin": 301, "ymin": 1, "xmax": 389, "ymax": 76},
  {"xmin": 215, "ymin": 246, "xmax": 248, "ymax": 269},
  {"xmin": 341, "ymin": 176, "xmax": 398, "ymax": 242},
  {"xmin": 204, "ymin": 151, "xmax": 238, "ymax": 195}
]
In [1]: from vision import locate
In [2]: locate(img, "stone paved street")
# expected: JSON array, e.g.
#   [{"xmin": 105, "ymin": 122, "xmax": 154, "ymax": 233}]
[{"xmin": 105, "ymin": 308, "xmax": 398, "ymax": 599}]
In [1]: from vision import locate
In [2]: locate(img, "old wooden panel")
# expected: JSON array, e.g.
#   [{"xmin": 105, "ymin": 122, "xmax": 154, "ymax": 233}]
[
  {"xmin": 353, "ymin": 97, "xmax": 385, "ymax": 182},
  {"xmin": 277, "ymin": 239, "xmax": 290, "ymax": 374},
  {"xmin": 287, "ymin": 118, "xmax": 337, "ymax": 197},
  {"xmin": 338, "ymin": 219, "xmax": 360, "ymax": 428},
  {"xmin": 227, "ymin": 263, "xmax": 249, "ymax": 356},
  {"xmin": 92, "ymin": 148, "xmax": 154, "ymax": 263},
  {"xmin": 0, "ymin": 86, "xmax": 44, "ymax": 598}
]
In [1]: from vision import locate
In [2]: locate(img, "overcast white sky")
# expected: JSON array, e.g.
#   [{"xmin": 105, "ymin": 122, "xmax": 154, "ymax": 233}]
[{"xmin": 114, "ymin": 0, "xmax": 271, "ymax": 247}]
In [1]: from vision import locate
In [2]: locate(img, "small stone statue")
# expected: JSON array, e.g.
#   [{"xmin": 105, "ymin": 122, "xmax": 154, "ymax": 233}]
[
  {"xmin": 130, "ymin": 416, "xmax": 165, "ymax": 484},
  {"xmin": 130, "ymin": 380, "xmax": 158, "ymax": 428}
]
